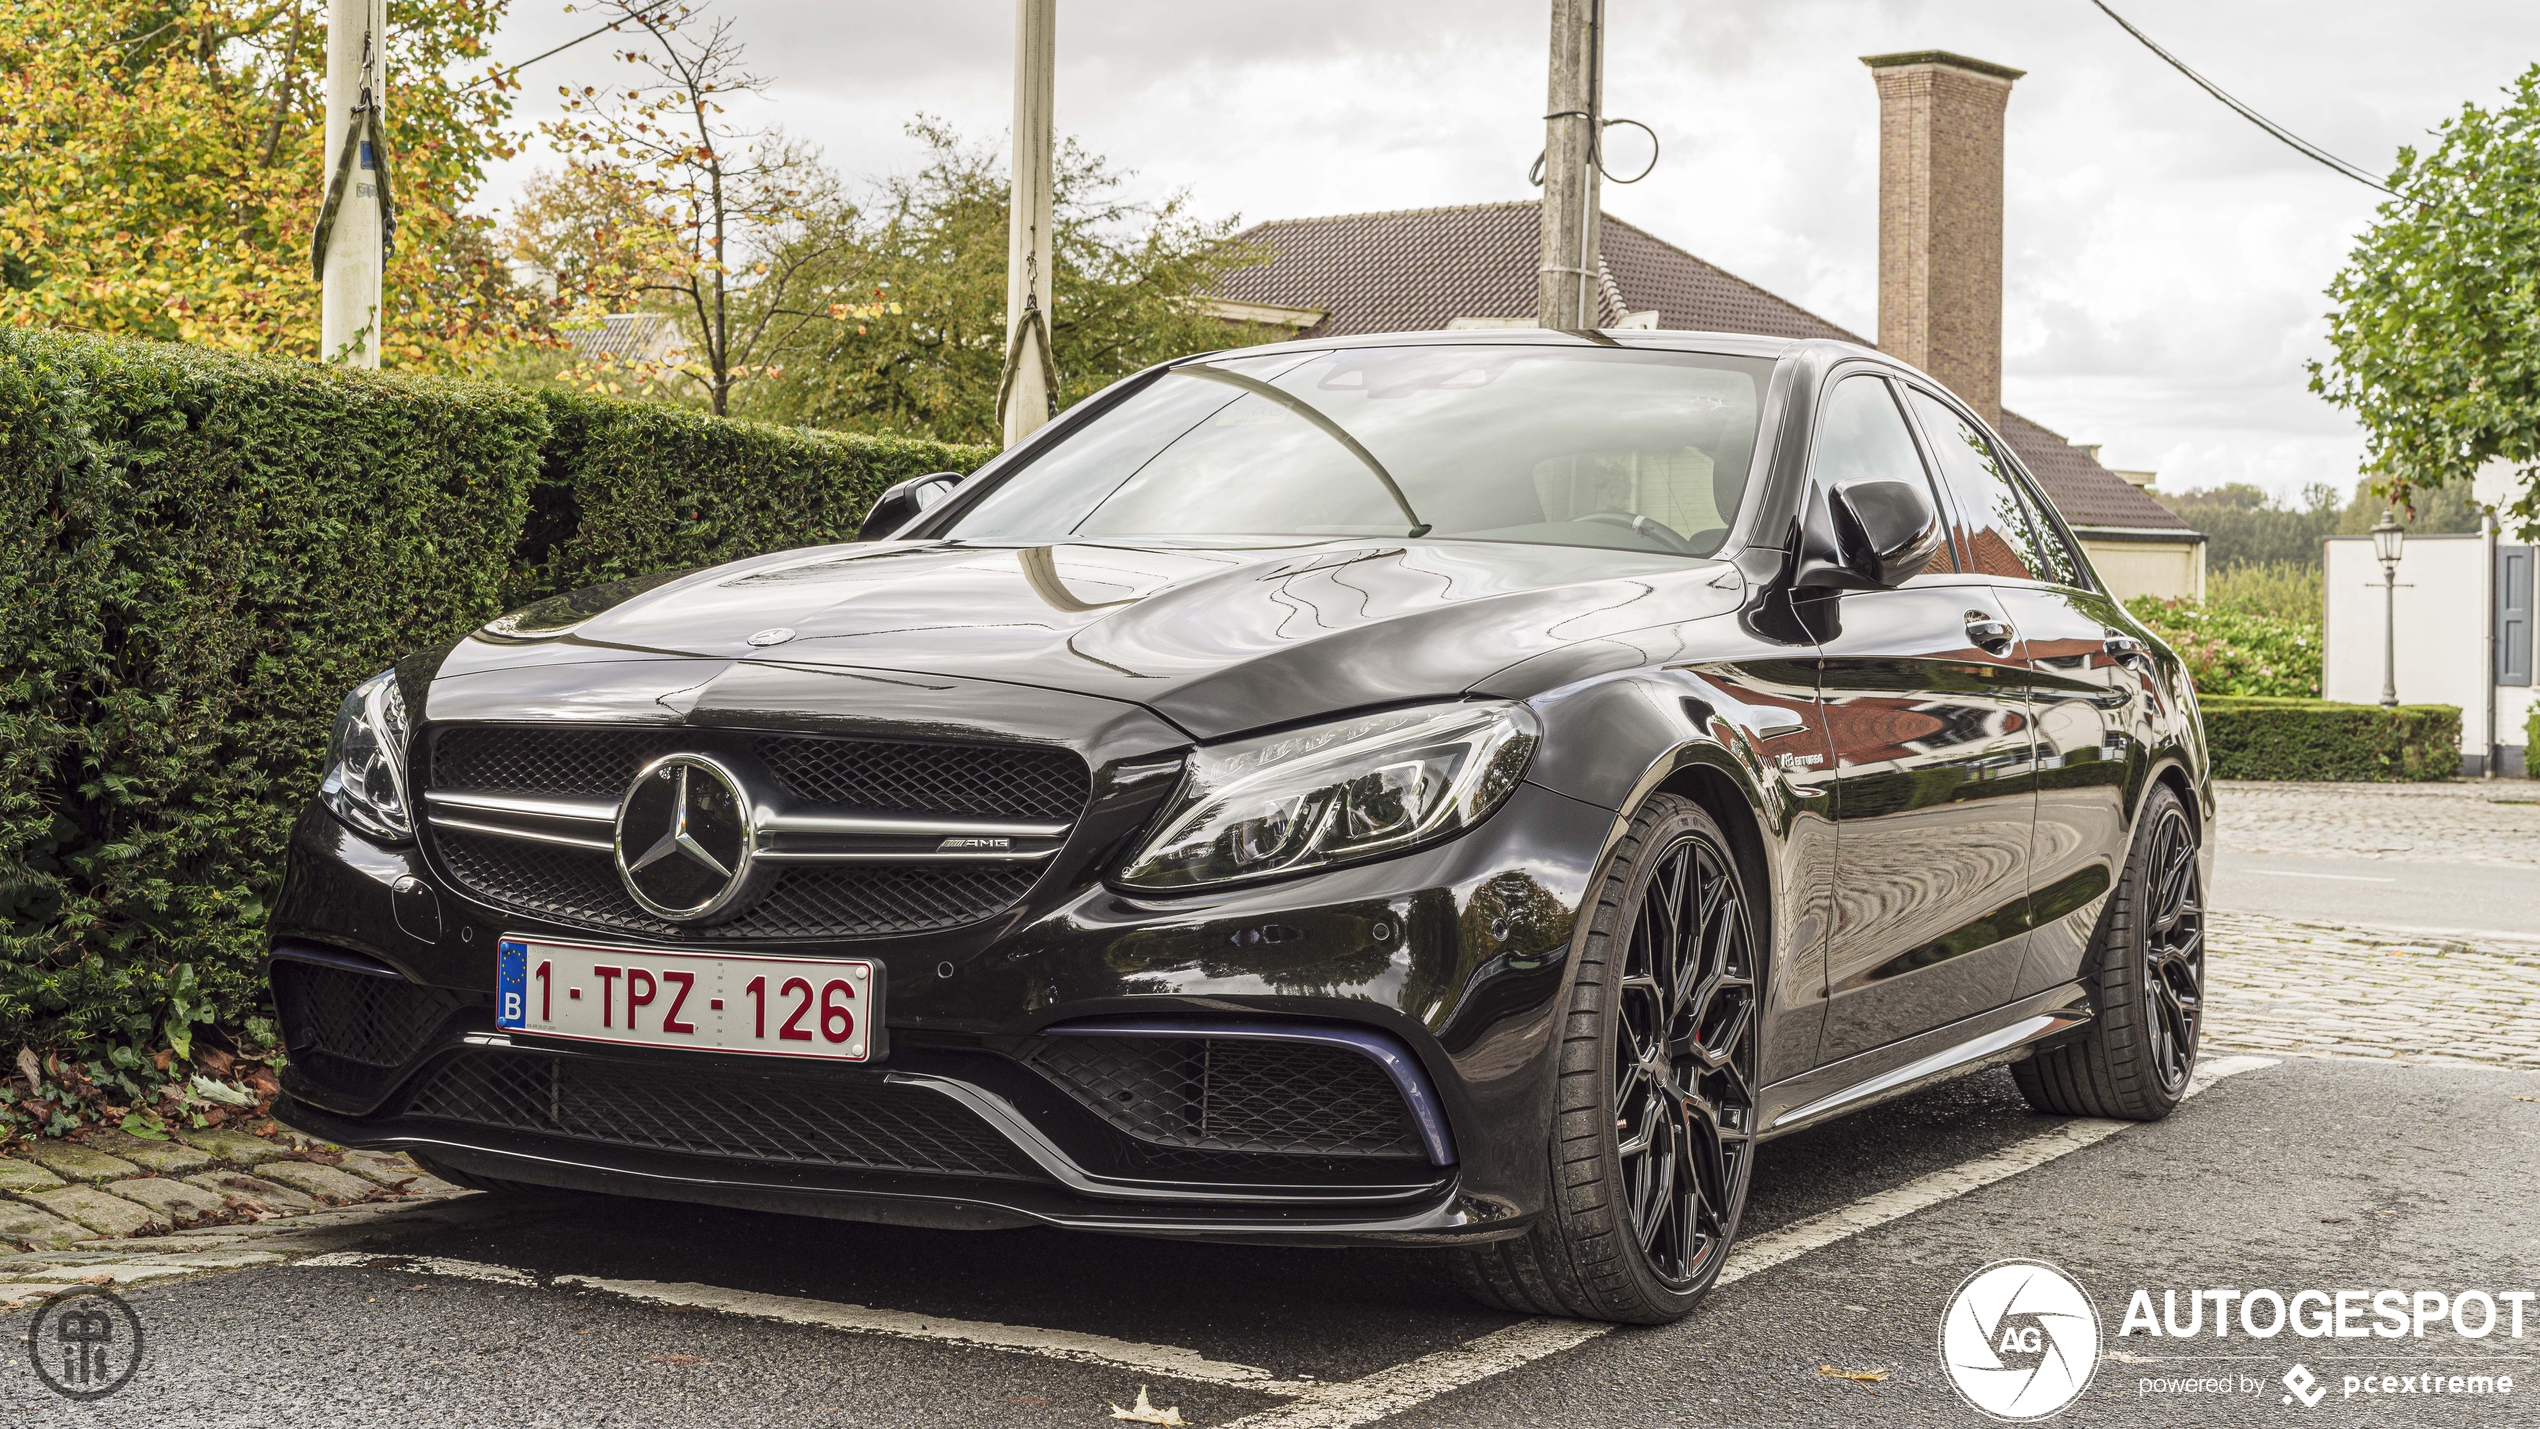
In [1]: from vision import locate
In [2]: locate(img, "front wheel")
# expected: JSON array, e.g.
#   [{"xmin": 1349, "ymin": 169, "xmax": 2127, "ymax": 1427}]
[
  {"xmin": 2013, "ymin": 782, "xmax": 2206, "ymax": 1120},
  {"xmin": 1450, "ymin": 795, "xmax": 1759, "ymax": 1323}
]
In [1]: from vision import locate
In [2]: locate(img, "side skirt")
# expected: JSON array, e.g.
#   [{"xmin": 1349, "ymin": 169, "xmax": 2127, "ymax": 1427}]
[{"xmin": 1755, "ymin": 982, "xmax": 2093, "ymax": 1140}]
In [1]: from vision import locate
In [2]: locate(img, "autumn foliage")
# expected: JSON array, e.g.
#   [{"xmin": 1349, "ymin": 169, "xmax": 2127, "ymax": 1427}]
[{"xmin": 0, "ymin": 0, "xmax": 540, "ymax": 369}]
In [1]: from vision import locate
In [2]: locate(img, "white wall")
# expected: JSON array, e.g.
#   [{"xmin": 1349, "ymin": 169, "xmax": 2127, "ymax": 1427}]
[
  {"xmin": 2322, "ymin": 534, "xmax": 2493, "ymax": 758},
  {"xmin": 2081, "ymin": 538, "xmax": 2204, "ymax": 603}
]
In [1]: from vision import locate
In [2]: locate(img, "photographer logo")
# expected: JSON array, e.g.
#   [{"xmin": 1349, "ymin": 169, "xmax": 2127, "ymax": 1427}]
[
  {"xmin": 28, "ymin": 1286, "xmax": 142, "ymax": 1401},
  {"xmin": 1941, "ymin": 1259, "xmax": 2103, "ymax": 1422}
]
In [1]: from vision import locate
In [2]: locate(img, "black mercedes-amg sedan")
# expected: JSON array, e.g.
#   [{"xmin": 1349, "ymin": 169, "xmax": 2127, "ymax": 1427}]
[{"xmin": 270, "ymin": 330, "xmax": 2210, "ymax": 1324}]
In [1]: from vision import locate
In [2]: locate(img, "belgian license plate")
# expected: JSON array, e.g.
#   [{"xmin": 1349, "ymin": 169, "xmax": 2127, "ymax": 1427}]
[{"xmin": 495, "ymin": 936, "xmax": 881, "ymax": 1063}]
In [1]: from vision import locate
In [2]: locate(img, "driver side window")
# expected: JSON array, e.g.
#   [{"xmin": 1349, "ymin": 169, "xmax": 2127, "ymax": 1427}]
[{"xmin": 1810, "ymin": 375, "xmax": 1955, "ymax": 577}]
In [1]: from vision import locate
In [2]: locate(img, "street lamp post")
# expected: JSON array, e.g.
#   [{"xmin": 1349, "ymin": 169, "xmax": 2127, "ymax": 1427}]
[{"xmin": 2371, "ymin": 511, "xmax": 2405, "ymax": 709}]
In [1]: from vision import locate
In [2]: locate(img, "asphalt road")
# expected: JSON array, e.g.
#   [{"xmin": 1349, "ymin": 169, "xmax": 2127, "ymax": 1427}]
[
  {"xmin": 18, "ymin": 1056, "xmax": 2536, "ymax": 1428},
  {"xmin": 2212, "ymin": 849, "xmax": 2540, "ymax": 939}
]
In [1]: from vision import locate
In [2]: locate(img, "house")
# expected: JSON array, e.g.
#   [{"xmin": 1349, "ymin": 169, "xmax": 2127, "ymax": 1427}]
[
  {"xmin": 561, "ymin": 312, "xmax": 690, "ymax": 367},
  {"xmin": 2320, "ymin": 461, "xmax": 2535, "ymax": 776},
  {"xmin": 1204, "ymin": 52, "xmax": 2205, "ymax": 601}
]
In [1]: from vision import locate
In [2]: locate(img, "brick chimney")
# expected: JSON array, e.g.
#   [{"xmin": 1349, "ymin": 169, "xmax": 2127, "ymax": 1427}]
[{"xmin": 1862, "ymin": 51, "xmax": 2023, "ymax": 427}]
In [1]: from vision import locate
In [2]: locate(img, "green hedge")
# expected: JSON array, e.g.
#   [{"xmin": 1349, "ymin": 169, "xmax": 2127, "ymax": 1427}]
[
  {"xmin": 515, "ymin": 391, "xmax": 994, "ymax": 604},
  {"xmin": 2202, "ymin": 696, "xmax": 2461, "ymax": 782},
  {"xmin": 0, "ymin": 329, "xmax": 989, "ymax": 1088}
]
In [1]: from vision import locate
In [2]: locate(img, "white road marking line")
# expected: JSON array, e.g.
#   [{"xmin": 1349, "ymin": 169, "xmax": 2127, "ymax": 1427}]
[
  {"xmin": 282, "ymin": 1056, "xmax": 2283, "ymax": 1429},
  {"xmin": 297, "ymin": 1252, "xmax": 539, "ymax": 1285},
  {"xmin": 1718, "ymin": 1053, "xmax": 2274, "ymax": 1288},
  {"xmin": 552, "ymin": 1275, "xmax": 1314, "ymax": 1394},
  {"xmin": 1211, "ymin": 1319, "xmax": 1610, "ymax": 1429},
  {"xmin": 1215, "ymin": 1053, "xmax": 2279, "ymax": 1429}
]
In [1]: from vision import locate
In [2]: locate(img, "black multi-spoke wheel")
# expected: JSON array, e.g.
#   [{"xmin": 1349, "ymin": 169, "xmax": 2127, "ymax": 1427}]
[
  {"xmin": 1613, "ymin": 833, "xmax": 1756, "ymax": 1287},
  {"xmin": 2014, "ymin": 782, "xmax": 2205, "ymax": 1121},
  {"xmin": 2140, "ymin": 803, "xmax": 2205, "ymax": 1093},
  {"xmin": 1450, "ymin": 795, "xmax": 1760, "ymax": 1323}
]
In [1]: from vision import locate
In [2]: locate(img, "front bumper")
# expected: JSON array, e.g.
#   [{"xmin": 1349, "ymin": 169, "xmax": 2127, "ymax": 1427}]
[{"xmin": 268, "ymin": 780, "xmax": 1611, "ymax": 1244}]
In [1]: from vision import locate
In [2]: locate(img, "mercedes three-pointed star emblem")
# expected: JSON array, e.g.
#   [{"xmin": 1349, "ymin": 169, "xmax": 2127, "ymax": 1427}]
[{"xmin": 614, "ymin": 754, "xmax": 757, "ymax": 922}]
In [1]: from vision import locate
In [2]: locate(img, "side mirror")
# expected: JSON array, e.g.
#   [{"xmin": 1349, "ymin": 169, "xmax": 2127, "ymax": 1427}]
[
  {"xmin": 1792, "ymin": 477, "xmax": 1944, "ymax": 592},
  {"xmin": 855, "ymin": 471, "xmax": 965, "ymax": 541},
  {"xmin": 1830, "ymin": 478, "xmax": 1945, "ymax": 587}
]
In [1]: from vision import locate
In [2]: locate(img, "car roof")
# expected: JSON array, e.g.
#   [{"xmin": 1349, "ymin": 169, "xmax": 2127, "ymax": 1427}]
[{"xmin": 1177, "ymin": 328, "xmax": 1884, "ymax": 367}]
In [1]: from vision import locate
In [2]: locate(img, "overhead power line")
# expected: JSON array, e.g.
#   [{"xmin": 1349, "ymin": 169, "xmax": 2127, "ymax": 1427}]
[
  {"xmin": 462, "ymin": 0, "xmax": 682, "ymax": 93},
  {"xmin": 2085, "ymin": 0, "xmax": 2400, "ymax": 198}
]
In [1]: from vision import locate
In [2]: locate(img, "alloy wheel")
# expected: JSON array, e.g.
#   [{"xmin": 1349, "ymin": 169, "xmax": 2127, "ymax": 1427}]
[
  {"xmin": 1612, "ymin": 831, "xmax": 1757, "ymax": 1289},
  {"xmin": 2142, "ymin": 805, "xmax": 2205, "ymax": 1092}
]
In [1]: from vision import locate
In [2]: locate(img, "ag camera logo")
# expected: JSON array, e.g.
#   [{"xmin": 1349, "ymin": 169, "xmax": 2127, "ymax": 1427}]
[{"xmin": 1941, "ymin": 1259, "xmax": 2103, "ymax": 1421}]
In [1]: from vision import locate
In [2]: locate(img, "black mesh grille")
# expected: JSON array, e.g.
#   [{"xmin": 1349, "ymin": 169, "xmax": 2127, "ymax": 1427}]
[
  {"xmin": 272, "ymin": 959, "xmax": 458, "ymax": 1100},
  {"xmin": 404, "ymin": 1051, "xmax": 1038, "ymax": 1180},
  {"xmin": 432, "ymin": 727, "xmax": 685, "ymax": 798},
  {"xmin": 1027, "ymin": 1036, "xmax": 1425, "ymax": 1158},
  {"xmin": 434, "ymin": 829, "xmax": 1040, "ymax": 940},
  {"xmin": 756, "ymin": 736, "xmax": 1088, "ymax": 820}
]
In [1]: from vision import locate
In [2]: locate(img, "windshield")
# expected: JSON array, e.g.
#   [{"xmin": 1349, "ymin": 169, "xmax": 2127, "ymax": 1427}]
[{"xmin": 938, "ymin": 344, "xmax": 1772, "ymax": 557}]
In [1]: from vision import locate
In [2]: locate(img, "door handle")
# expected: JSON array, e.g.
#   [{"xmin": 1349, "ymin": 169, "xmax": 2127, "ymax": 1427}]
[
  {"xmin": 2103, "ymin": 634, "xmax": 2148, "ymax": 665},
  {"xmin": 1964, "ymin": 614, "xmax": 2015, "ymax": 654}
]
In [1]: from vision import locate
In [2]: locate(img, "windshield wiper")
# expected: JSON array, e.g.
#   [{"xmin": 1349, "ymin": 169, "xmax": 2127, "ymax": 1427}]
[{"xmin": 1170, "ymin": 363, "xmax": 1431, "ymax": 537}]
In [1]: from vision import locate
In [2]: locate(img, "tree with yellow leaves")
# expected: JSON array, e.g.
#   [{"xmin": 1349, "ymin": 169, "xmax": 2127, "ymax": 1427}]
[
  {"xmin": 512, "ymin": 0, "xmax": 843, "ymax": 415},
  {"xmin": 0, "ymin": 0, "xmax": 539, "ymax": 369}
]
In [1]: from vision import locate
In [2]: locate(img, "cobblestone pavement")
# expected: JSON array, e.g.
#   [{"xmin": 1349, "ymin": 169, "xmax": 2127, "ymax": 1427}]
[
  {"xmin": 2215, "ymin": 777, "xmax": 2540, "ymax": 868},
  {"xmin": 2205, "ymin": 908, "xmax": 2540, "ymax": 1069},
  {"xmin": 0, "ymin": 1126, "xmax": 464, "ymax": 1300}
]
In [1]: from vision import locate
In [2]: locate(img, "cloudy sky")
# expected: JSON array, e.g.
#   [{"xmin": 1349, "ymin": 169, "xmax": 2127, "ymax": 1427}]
[{"xmin": 465, "ymin": 0, "xmax": 2540, "ymax": 502}]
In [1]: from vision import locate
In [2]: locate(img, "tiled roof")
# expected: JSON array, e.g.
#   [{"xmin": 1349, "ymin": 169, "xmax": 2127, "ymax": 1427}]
[
  {"xmin": 563, "ymin": 312, "xmax": 688, "ymax": 363},
  {"xmin": 1211, "ymin": 199, "xmax": 2196, "ymax": 538},
  {"xmin": 1993, "ymin": 410, "xmax": 2195, "ymax": 534}
]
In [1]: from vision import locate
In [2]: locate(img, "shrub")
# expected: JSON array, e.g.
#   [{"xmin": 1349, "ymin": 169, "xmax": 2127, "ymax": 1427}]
[
  {"xmin": 515, "ymin": 392, "xmax": 992, "ymax": 602},
  {"xmin": 2201, "ymin": 697, "xmax": 2461, "ymax": 781},
  {"xmin": 2127, "ymin": 595, "xmax": 2321, "ymax": 698},
  {"xmin": 2203, "ymin": 560, "xmax": 2325, "ymax": 624},
  {"xmin": 0, "ymin": 330, "xmax": 990, "ymax": 1120}
]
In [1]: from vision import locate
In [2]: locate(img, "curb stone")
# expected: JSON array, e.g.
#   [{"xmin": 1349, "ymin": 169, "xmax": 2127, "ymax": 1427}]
[
  {"xmin": 84, "ymin": 1128, "xmax": 216, "ymax": 1177},
  {"xmin": 102, "ymin": 1176, "xmax": 234, "ymax": 1229},
  {"xmin": 25, "ymin": 1184, "xmax": 169, "ymax": 1238},
  {"xmin": 255, "ymin": 1161, "xmax": 386, "ymax": 1205},
  {"xmin": 15, "ymin": 1140, "xmax": 141, "ymax": 1185},
  {"xmin": 170, "ymin": 1126, "xmax": 291, "ymax": 1165},
  {"xmin": 184, "ymin": 1171, "xmax": 320, "ymax": 1214},
  {"xmin": 0, "ymin": 1159, "xmax": 65, "ymax": 1195}
]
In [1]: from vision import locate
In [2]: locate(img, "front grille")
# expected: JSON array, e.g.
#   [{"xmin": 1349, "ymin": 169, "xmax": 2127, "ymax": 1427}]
[
  {"xmin": 757, "ymin": 736, "xmax": 1089, "ymax": 820},
  {"xmin": 272, "ymin": 959, "xmax": 458, "ymax": 1100},
  {"xmin": 403, "ymin": 1050, "xmax": 1038, "ymax": 1181},
  {"xmin": 436, "ymin": 829, "xmax": 1040, "ymax": 941},
  {"xmin": 1027, "ymin": 1036, "xmax": 1426, "ymax": 1159},
  {"xmin": 432, "ymin": 726, "xmax": 685, "ymax": 798},
  {"xmin": 423, "ymin": 725, "xmax": 1087, "ymax": 940}
]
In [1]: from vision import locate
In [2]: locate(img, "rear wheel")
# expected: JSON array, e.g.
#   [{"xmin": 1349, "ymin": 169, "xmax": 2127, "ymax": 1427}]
[
  {"xmin": 1449, "ymin": 795, "xmax": 1759, "ymax": 1323},
  {"xmin": 2013, "ymin": 782, "xmax": 2205, "ymax": 1120}
]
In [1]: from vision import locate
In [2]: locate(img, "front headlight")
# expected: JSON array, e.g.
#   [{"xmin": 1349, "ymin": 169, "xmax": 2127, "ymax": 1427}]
[
  {"xmin": 318, "ymin": 669, "xmax": 414, "ymax": 841},
  {"xmin": 1117, "ymin": 700, "xmax": 1540, "ymax": 892}
]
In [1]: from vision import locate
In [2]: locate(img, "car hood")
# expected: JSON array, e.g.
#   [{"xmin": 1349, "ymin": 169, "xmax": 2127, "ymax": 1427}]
[{"xmin": 434, "ymin": 538, "xmax": 1746, "ymax": 740}]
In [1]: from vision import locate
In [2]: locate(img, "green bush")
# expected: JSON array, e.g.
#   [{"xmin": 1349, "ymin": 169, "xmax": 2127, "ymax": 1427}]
[
  {"xmin": 2202, "ymin": 696, "xmax": 2461, "ymax": 781},
  {"xmin": 0, "ymin": 330, "xmax": 990, "ymax": 1107},
  {"xmin": 2127, "ymin": 595, "xmax": 2322, "ymax": 697},
  {"xmin": 2202, "ymin": 560, "xmax": 2325, "ymax": 624},
  {"xmin": 515, "ymin": 392, "xmax": 992, "ymax": 603}
]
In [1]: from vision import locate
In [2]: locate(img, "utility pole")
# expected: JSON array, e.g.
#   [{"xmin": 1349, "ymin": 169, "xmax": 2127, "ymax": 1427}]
[
  {"xmin": 1536, "ymin": 0, "xmax": 1604, "ymax": 330},
  {"xmin": 998, "ymin": 0, "xmax": 1058, "ymax": 447},
  {"xmin": 320, "ymin": 0, "xmax": 387, "ymax": 366}
]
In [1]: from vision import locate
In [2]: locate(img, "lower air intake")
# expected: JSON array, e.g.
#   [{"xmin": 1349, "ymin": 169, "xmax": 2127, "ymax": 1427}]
[
  {"xmin": 1026, "ymin": 1035, "xmax": 1426, "ymax": 1159},
  {"xmin": 272, "ymin": 957, "xmax": 458, "ymax": 1100},
  {"xmin": 403, "ymin": 1050, "xmax": 1040, "ymax": 1181}
]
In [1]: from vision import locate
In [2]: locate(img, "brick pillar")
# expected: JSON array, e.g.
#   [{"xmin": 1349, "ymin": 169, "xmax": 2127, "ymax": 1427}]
[{"xmin": 1862, "ymin": 51, "xmax": 2023, "ymax": 428}]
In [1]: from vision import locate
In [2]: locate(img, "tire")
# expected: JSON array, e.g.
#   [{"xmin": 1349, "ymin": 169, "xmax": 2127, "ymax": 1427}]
[
  {"xmin": 2012, "ymin": 781, "xmax": 2206, "ymax": 1121},
  {"xmin": 1449, "ymin": 794, "xmax": 1760, "ymax": 1324}
]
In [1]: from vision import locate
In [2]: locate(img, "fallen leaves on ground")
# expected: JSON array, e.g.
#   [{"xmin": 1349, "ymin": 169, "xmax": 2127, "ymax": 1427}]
[
  {"xmin": 1817, "ymin": 1365, "xmax": 1890, "ymax": 1384},
  {"xmin": 1108, "ymin": 1386, "xmax": 1185, "ymax": 1424},
  {"xmin": 646, "ymin": 1352, "xmax": 710, "ymax": 1366}
]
